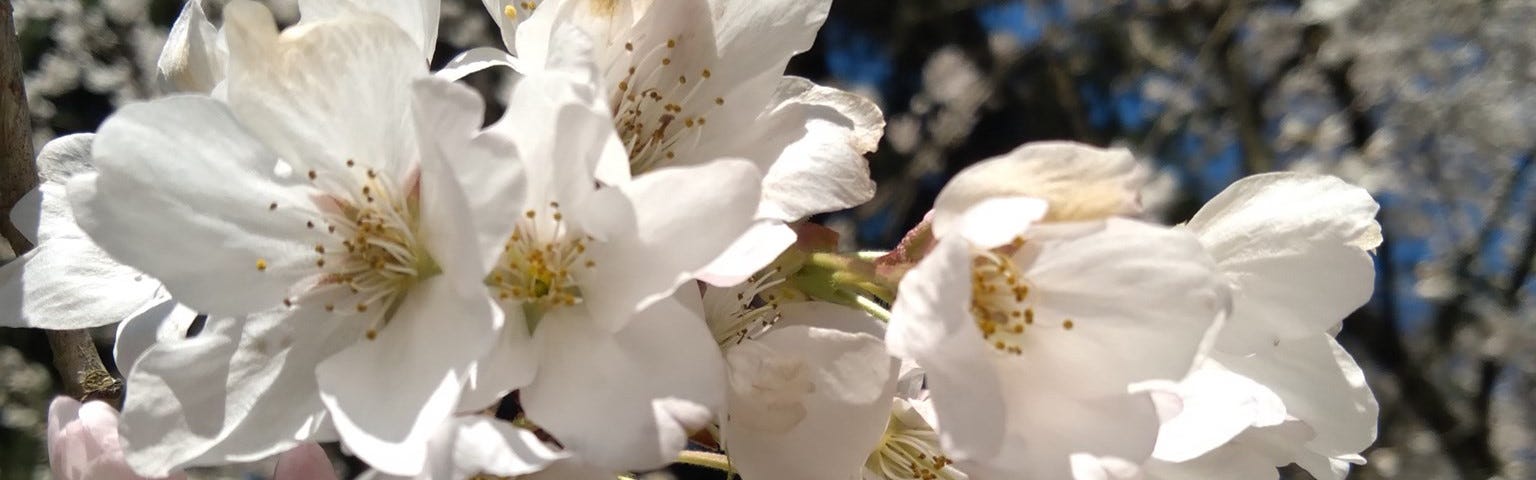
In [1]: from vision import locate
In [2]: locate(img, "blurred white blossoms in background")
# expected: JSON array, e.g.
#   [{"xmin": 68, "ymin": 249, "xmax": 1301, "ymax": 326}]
[{"xmin": 0, "ymin": 0, "xmax": 1383, "ymax": 478}]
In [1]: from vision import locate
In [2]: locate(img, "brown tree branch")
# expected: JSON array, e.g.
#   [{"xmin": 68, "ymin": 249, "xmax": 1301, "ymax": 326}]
[{"xmin": 0, "ymin": 0, "xmax": 121, "ymax": 406}]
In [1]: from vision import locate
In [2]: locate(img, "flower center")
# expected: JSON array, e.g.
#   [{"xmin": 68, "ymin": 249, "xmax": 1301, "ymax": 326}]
[
  {"xmin": 610, "ymin": 35, "xmax": 726, "ymax": 174},
  {"xmin": 866, "ymin": 401, "xmax": 963, "ymax": 480},
  {"xmin": 969, "ymin": 238, "xmax": 1074, "ymax": 356},
  {"xmin": 264, "ymin": 162, "xmax": 434, "ymax": 340},
  {"xmin": 706, "ymin": 270, "xmax": 786, "ymax": 347},
  {"xmin": 488, "ymin": 203, "xmax": 594, "ymax": 313}
]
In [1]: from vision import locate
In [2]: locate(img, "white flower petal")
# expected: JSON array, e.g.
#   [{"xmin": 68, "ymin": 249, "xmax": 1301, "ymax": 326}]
[
  {"xmin": 412, "ymin": 77, "xmax": 527, "ymax": 274},
  {"xmin": 886, "ymin": 237, "xmax": 1006, "ymax": 462},
  {"xmin": 458, "ymin": 305, "xmax": 538, "ymax": 412},
  {"xmin": 1144, "ymin": 443, "xmax": 1278, "ymax": 480},
  {"xmin": 577, "ymin": 159, "xmax": 761, "ymax": 332},
  {"xmin": 0, "ymin": 232, "xmax": 162, "ymax": 329},
  {"xmin": 519, "ymin": 459, "xmax": 614, "ymax": 480},
  {"xmin": 487, "ymin": 39, "xmax": 617, "ymax": 211},
  {"xmin": 748, "ymin": 77, "xmax": 882, "ymax": 222},
  {"xmin": 1218, "ymin": 335, "xmax": 1377, "ymax": 457},
  {"xmin": 447, "ymin": 417, "xmax": 564, "ymax": 478},
  {"xmin": 1015, "ymin": 218, "xmax": 1226, "ymax": 397},
  {"xmin": 933, "ymin": 141, "xmax": 1142, "ymax": 235},
  {"xmin": 435, "ymin": 47, "xmax": 527, "ymax": 81},
  {"xmin": 1152, "ymin": 366, "xmax": 1287, "ymax": 462},
  {"xmin": 696, "ymin": 220, "xmax": 796, "ymax": 287},
  {"xmin": 110, "ymin": 296, "xmax": 179, "ymax": 377},
  {"xmin": 157, "ymin": 0, "xmax": 225, "ymax": 94},
  {"xmin": 775, "ymin": 301, "xmax": 886, "ymax": 338},
  {"xmin": 36, "ymin": 134, "xmax": 96, "ymax": 186},
  {"xmin": 723, "ymin": 325, "xmax": 896, "ymax": 480},
  {"xmin": 1184, "ymin": 172, "xmax": 1380, "ymax": 353},
  {"xmin": 296, "ymin": 0, "xmax": 439, "ymax": 60},
  {"xmin": 224, "ymin": 1, "xmax": 425, "ymax": 179},
  {"xmin": 121, "ymin": 306, "xmax": 354, "ymax": 476},
  {"xmin": 952, "ymin": 196, "xmax": 1047, "ymax": 249},
  {"xmin": 8, "ymin": 187, "xmax": 40, "ymax": 246},
  {"xmin": 973, "ymin": 390, "xmax": 1161, "ymax": 478},
  {"xmin": 710, "ymin": 0, "xmax": 830, "ymax": 83},
  {"xmin": 69, "ymin": 97, "xmax": 318, "ymax": 316},
  {"xmin": 316, "ymin": 276, "xmax": 497, "ymax": 476},
  {"xmin": 521, "ymin": 292, "xmax": 725, "ymax": 470}
]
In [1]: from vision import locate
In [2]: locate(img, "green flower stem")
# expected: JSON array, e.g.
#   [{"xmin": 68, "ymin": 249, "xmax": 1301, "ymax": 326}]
[
  {"xmin": 675, "ymin": 450, "xmax": 734, "ymax": 472},
  {"xmin": 856, "ymin": 250, "xmax": 889, "ymax": 261},
  {"xmin": 841, "ymin": 289, "xmax": 893, "ymax": 322}
]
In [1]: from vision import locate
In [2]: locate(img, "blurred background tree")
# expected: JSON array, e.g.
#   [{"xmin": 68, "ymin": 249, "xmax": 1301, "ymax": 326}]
[{"xmin": 5, "ymin": 0, "xmax": 1536, "ymax": 478}]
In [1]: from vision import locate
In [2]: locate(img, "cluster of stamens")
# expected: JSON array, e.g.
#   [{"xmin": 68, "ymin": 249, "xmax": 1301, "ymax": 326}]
[
  {"xmin": 262, "ymin": 161, "xmax": 430, "ymax": 340},
  {"xmin": 969, "ymin": 237, "xmax": 1074, "ymax": 356},
  {"xmin": 610, "ymin": 34, "xmax": 726, "ymax": 173},
  {"xmin": 707, "ymin": 269, "xmax": 787, "ymax": 347},
  {"xmin": 488, "ymin": 202, "xmax": 594, "ymax": 310},
  {"xmin": 866, "ymin": 402, "xmax": 964, "ymax": 480},
  {"xmin": 499, "ymin": 0, "xmax": 536, "ymax": 20}
]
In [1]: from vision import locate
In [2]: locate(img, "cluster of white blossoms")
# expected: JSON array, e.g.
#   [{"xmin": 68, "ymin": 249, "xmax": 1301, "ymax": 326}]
[{"xmin": 0, "ymin": 0, "xmax": 1381, "ymax": 479}]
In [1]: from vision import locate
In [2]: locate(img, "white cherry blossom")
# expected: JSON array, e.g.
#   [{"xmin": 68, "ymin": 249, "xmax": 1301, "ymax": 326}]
[
  {"xmin": 1149, "ymin": 173, "xmax": 1380, "ymax": 479},
  {"xmin": 465, "ymin": 0, "xmax": 882, "ymax": 284},
  {"xmin": 888, "ymin": 197, "xmax": 1227, "ymax": 478},
  {"xmin": 68, "ymin": 3, "xmax": 498, "ymax": 475},
  {"xmin": 419, "ymin": 28, "xmax": 762, "ymax": 470},
  {"xmin": 709, "ymin": 296, "xmax": 898, "ymax": 480}
]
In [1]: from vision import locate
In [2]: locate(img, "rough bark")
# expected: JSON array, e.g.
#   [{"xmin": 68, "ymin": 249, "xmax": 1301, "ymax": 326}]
[{"xmin": 0, "ymin": 0, "xmax": 120, "ymax": 406}]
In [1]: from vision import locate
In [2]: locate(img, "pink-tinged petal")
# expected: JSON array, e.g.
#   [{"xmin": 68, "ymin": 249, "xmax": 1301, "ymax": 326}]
[
  {"xmin": 577, "ymin": 159, "xmax": 761, "ymax": 332},
  {"xmin": 521, "ymin": 292, "xmax": 725, "ymax": 470},
  {"xmin": 696, "ymin": 220, "xmax": 796, "ymax": 287},
  {"xmin": 934, "ymin": 141, "xmax": 1142, "ymax": 231},
  {"xmin": 70, "ymin": 96, "xmax": 321, "ymax": 317},
  {"xmin": 887, "ymin": 237, "xmax": 1006, "ymax": 462},
  {"xmin": 316, "ymin": 276, "xmax": 497, "ymax": 476},
  {"xmin": 48, "ymin": 397, "xmax": 187, "ymax": 480},
  {"xmin": 723, "ymin": 325, "xmax": 896, "ymax": 480},
  {"xmin": 273, "ymin": 443, "xmax": 336, "ymax": 480},
  {"xmin": 1184, "ymin": 172, "xmax": 1380, "ymax": 353}
]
